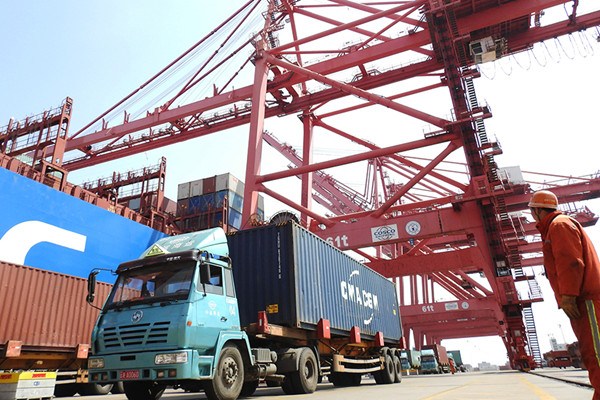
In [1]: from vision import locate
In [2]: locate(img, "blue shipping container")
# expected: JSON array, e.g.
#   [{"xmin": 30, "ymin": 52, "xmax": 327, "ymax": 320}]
[
  {"xmin": 227, "ymin": 222, "xmax": 402, "ymax": 343},
  {"xmin": 0, "ymin": 167, "xmax": 167, "ymax": 282}
]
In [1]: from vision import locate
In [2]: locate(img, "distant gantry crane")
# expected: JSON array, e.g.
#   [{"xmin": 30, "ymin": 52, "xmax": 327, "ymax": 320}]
[{"xmin": 2, "ymin": 0, "xmax": 600, "ymax": 370}]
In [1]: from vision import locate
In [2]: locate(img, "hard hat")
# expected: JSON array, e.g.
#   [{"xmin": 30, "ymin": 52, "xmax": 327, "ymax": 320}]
[{"xmin": 527, "ymin": 190, "xmax": 558, "ymax": 209}]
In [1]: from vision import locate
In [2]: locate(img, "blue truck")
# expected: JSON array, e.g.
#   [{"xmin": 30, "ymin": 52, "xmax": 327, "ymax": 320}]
[{"xmin": 86, "ymin": 222, "xmax": 404, "ymax": 400}]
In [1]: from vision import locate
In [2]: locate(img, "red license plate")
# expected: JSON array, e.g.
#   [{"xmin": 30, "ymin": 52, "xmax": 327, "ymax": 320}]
[{"xmin": 119, "ymin": 370, "xmax": 140, "ymax": 380}]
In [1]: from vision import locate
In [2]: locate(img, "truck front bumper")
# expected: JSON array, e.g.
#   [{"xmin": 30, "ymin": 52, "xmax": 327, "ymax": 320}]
[{"xmin": 89, "ymin": 350, "xmax": 215, "ymax": 383}]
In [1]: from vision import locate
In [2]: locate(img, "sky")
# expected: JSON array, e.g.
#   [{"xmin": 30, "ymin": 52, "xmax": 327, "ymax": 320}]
[{"xmin": 1, "ymin": 1, "xmax": 599, "ymax": 367}]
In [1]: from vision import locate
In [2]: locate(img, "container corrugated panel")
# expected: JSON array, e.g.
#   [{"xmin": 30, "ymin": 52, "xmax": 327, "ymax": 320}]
[
  {"xmin": 215, "ymin": 173, "xmax": 230, "ymax": 192},
  {"xmin": 0, "ymin": 262, "xmax": 111, "ymax": 349},
  {"xmin": 229, "ymin": 209, "xmax": 242, "ymax": 230},
  {"xmin": 202, "ymin": 176, "xmax": 216, "ymax": 194},
  {"xmin": 190, "ymin": 179, "xmax": 203, "ymax": 197},
  {"xmin": 228, "ymin": 222, "xmax": 402, "ymax": 343},
  {"xmin": 177, "ymin": 182, "xmax": 190, "ymax": 200}
]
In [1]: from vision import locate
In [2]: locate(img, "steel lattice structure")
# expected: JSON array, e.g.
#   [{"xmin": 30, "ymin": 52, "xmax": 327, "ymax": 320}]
[{"xmin": 3, "ymin": 0, "xmax": 600, "ymax": 369}]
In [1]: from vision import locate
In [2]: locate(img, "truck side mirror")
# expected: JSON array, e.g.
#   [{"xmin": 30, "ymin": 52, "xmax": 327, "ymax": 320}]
[
  {"xmin": 200, "ymin": 263, "xmax": 211, "ymax": 285},
  {"xmin": 87, "ymin": 270, "xmax": 99, "ymax": 304}
]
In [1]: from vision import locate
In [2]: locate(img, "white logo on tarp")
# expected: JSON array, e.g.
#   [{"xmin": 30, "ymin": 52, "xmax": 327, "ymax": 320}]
[
  {"xmin": 370, "ymin": 224, "xmax": 399, "ymax": 242},
  {"xmin": 0, "ymin": 221, "xmax": 87, "ymax": 264},
  {"xmin": 340, "ymin": 270, "xmax": 379, "ymax": 325}
]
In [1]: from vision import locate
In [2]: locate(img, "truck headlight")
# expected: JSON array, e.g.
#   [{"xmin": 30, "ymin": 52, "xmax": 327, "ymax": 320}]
[
  {"xmin": 88, "ymin": 357, "xmax": 105, "ymax": 369},
  {"xmin": 155, "ymin": 352, "xmax": 188, "ymax": 365}
]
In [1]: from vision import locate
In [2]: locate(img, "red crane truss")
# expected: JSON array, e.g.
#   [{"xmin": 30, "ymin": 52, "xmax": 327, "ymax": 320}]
[{"xmin": 4, "ymin": 0, "xmax": 599, "ymax": 369}]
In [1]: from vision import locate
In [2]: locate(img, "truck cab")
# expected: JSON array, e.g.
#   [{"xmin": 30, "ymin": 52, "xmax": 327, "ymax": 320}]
[
  {"xmin": 419, "ymin": 350, "xmax": 440, "ymax": 374},
  {"xmin": 87, "ymin": 229, "xmax": 258, "ymax": 400}
]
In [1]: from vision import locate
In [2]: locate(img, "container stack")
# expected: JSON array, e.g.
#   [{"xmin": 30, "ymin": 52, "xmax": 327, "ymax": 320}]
[{"xmin": 176, "ymin": 173, "xmax": 264, "ymax": 232}]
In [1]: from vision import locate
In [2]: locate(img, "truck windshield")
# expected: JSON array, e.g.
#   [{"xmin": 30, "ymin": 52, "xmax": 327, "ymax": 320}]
[{"xmin": 106, "ymin": 260, "xmax": 196, "ymax": 309}]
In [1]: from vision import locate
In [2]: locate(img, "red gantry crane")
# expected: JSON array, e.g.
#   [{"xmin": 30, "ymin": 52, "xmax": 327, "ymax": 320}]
[{"xmin": 2, "ymin": 0, "xmax": 600, "ymax": 370}]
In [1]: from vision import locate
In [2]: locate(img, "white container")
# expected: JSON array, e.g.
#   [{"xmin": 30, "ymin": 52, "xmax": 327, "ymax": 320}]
[
  {"xmin": 190, "ymin": 179, "xmax": 203, "ymax": 197},
  {"xmin": 177, "ymin": 182, "xmax": 190, "ymax": 199}
]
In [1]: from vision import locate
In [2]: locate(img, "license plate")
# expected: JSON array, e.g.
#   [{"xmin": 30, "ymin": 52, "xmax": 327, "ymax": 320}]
[{"xmin": 119, "ymin": 370, "xmax": 140, "ymax": 380}]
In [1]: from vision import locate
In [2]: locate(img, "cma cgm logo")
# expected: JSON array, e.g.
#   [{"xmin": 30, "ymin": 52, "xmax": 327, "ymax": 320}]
[
  {"xmin": 340, "ymin": 270, "xmax": 379, "ymax": 325},
  {"xmin": 0, "ymin": 221, "xmax": 87, "ymax": 264}
]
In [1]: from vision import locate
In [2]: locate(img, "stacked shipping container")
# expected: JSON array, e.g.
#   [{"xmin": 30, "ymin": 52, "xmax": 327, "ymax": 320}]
[{"xmin": 176, "ymin": 173, "xmax": 264, "ymax": 231}]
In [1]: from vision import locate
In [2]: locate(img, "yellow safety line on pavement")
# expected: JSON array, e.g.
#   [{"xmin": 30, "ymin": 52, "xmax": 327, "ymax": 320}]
[
  {"xmin": 421, "ymin": 380, "xmax": 475, "ymax": 399},
  {"xmin": 420, "ymin": 375, "xmax": 557, "ymax": 400},
  {"xmin": 519, "ymin": 375, "xmax": 556, "ymax": 400}
]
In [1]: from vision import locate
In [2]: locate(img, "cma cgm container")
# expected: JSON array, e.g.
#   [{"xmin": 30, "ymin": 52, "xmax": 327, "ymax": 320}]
[{"xmin": 228, "ymin": 222, "xmax": 402, "ymax": 343}]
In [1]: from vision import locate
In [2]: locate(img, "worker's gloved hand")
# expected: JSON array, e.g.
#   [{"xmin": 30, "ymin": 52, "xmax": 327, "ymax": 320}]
[{"xmin": 560, "ymin": 295, "xmax": 581, "ymax": 319}]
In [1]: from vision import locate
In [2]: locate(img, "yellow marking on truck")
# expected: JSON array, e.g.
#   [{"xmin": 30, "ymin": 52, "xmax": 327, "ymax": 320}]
[
  {"xmin": 145, "ymin": 244, "xmax": 166, "ymax": 257},
  {"xmin": 267, "ymin": 304, "xmax": 279, "ymax": 313},
  {"xmin": 0, "ymin": 372, "xmax": 57, "ymax": 384}
]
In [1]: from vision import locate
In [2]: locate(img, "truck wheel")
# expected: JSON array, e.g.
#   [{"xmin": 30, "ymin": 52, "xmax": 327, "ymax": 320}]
[
  {"xmin": 111, "ymin": 381, "xmax": 125, "ymax": 394},
  {"xmin": 293, "ymin": 348, "xmax": 319, "ymax": 394},
  {"xmin": 281, "ymin": 375, "xmax": 295, "ymax": 394},
  {"xmin": 54, "ymin": 383, "xmax": 78, "ymax": 397},
  {"xmin": 123, "ymin": 381, "xmax": 166, "ymax": 400},
  {"xmin": 392, "ymin": 351, "xmax": 402, "ymax": 383},
  {"xmin": 204, "ymin": 345, "xmax": 245, "ymax": 400},
  {"xmin": 239, "ymin": 380, "xmax": 259, "ymax": 397},
  {"xmin": 282, "ymin": 348, "xmax": 318, "ymax": 394},
  {"xmin": 347, "ymin": 373, "xmax": 361, "ymax": 386},
  {"xmin": 79, "ymin": 383, "xmax": 114, "ymax": 395},
  {"xmin": 380, "ymin": 349, "xmax": 395, "ymax": 384}
]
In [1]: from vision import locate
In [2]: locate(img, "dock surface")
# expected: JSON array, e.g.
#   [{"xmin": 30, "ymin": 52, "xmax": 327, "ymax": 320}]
[{"xmin": 77, "ymin": 369, "xmax": 594, "ymax": 400}]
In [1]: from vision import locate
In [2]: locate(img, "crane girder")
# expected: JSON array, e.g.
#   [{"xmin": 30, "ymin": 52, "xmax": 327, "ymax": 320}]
[{"xmin": 59, "ymin": 1, "xmax": 600, "ymax": 171}]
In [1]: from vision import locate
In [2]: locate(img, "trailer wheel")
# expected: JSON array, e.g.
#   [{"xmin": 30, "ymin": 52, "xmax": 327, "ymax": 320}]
[
  {"xmin": 123, "ymin": 381, "xmax": 166, "ymax": 400},
  {"xmin": 204, "ymin": 345, "xmax": 244, "ymax": 400},
  {"xmin": 347, "ymin": 373, "xmax": 361, "ymax": 386},
  {"xmin": 392, "ymin": 350, "xmax": 402, "ymax": 383},
  {"xmin": 329, "ymin": 372, "xmax": 361, "ymax": 387},
  {"xmin": 239, "ymin": 380, "xmax": 259, "ymax": 397},
  {"xmin": 282, "ymin": 348, "xmax": 318, "ymax": 394},
  {"xmin": 379, "ymin": 349, "xmax": 395, "ymax": 384}
]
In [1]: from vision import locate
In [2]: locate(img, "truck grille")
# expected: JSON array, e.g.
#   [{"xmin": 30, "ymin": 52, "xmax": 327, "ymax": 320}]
[{"xmin": 102, "ymin": 321, "xmax": 170, "ymax": 348}]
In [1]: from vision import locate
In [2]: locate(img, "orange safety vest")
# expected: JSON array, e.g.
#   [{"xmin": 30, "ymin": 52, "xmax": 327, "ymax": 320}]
[{"xmin": 537, "ymin": 211, "xmax": 600, "ymax": 304}]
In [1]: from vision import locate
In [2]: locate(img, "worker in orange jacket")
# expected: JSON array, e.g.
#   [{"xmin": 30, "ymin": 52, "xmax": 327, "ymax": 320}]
[{"xmin": 529, "ymin": 190, "xmax": 600, "ymax": 399}]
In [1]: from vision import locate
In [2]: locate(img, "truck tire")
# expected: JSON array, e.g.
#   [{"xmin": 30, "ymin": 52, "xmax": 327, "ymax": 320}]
[
  {"xmin": 378, "ymin": 349, "xmax": 395, "ymax": 384},
  {"xmin": 79, "ymin": 383, "xmax": 114, "ymax": 395},
  {"xmin": 329, "ymin": 372, "xmax": 361, "ymax": 387},
  {"xmin": 392, "ymin": 350, "xmax": 402, "ymax": 383},
  {"xmin": 204, "ymin": 345, "xmax": 245, "ymax": 400},
  {"xmin": 347, "ymin": 373, "xmax": 361, "ymax": 386},
  {"xmin": 239, "ymin": 380, "xmax": 259, "ymax": 397},
  {"xmin": 111, "ymin": 381, "xmax": 125, "ymax": 394},
  {"xmin": 53, "ymin": 383, "xmax": 78, "ymax": 397},
  {"xmin": 282, "ymin": 348, "xmax": 318, "ymax": 394},
  {"xmin": 123, "ymin": 381, "xmax": 166, "ymax": 400}
]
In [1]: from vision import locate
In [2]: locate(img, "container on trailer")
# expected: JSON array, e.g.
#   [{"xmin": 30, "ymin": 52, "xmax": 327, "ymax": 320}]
[
  {"xmin": 227, "ymin": 222, "xmax": 402, "ymax": 343},
  {"xmin": 447, "ymin": 350, "xmax": 462, "ymax": 366},
  {"xmin": 0, "ymin": 262, "xmax": 112, "ymax": 368}
]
